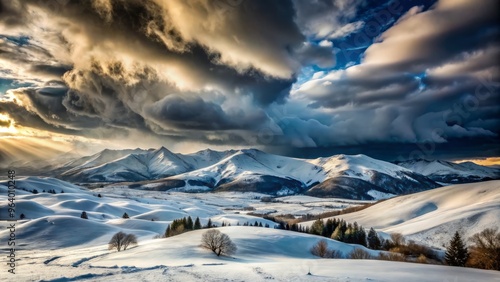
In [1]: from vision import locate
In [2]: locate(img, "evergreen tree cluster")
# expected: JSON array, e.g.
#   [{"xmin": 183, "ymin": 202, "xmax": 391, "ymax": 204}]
[
  {"xmin": 165, "ymin": 216, "xmax": 202, "ymax": 237},
  {"xmin": 293, "ymin": 218, "xmax": 369, "ymax": 247},
  {"xmin": 241, "ymin": 221, "xmax": 267, "ymax": 227}
]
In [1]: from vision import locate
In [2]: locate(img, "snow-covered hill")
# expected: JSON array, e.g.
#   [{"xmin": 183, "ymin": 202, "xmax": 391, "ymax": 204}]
[
  {"xmin": 303, "ymin": 181, "xmax": 500, "ymax": 249},
  {"xmin": 48, "ymin": 148, "xmax": 441, "ymax": 199},
  {"xmin": 5, "ymin": 222, "xmax": 499, "ymax": 282},
  {"xmin": 395, "ymin": 159, "xmax": 500, "ymax": 183},
  {"xmin": 1, "ymin": 177, "xmax": 499, "ymax": 281}
]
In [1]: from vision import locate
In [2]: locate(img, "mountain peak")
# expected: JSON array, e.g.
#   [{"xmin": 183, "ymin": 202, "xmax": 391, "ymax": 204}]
[{"xmin": 153, "ymin": 146, "xmax": 173, "ymax": 154}]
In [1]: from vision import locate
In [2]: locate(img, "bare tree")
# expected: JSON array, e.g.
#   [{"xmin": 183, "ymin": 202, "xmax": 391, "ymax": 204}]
[
  {"xmin": 468, "ymin": 228, "xmax": 500, "ymax": 270},
  {"xmin": 109, "ymin": 231, "xmax": 127, "ymax": 252},
  {"xmin": 123, "ymin": 234, "xmax": 138, "ymax": 250},
  {"xmin": 201, "ymin": 229, "xmax": 237, "ymax": 256},
  {"xmin": 109, "ymin": 232, "xmax": 137, "ymax": 251},
  {"xmin": 311, "ymin": 239, "xmax": 330, "ymax": 258}
]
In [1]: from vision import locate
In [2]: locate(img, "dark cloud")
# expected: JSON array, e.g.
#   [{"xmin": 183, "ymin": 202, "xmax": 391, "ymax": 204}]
[
  {"xmin": 30, "ymin": 64, "xmax": 72, "ymax": 78},
  {"xmin": 0, "ymin": 0, "xmax": 498, "ymax": 163},
  {"xmin": 146, "ymin": 95, "xmax": 268, "ymax": 130},
  {"xmin": 265, "ymin": 136, "xmax": 500, "ymax": 162},
  {"xmin": 0, "ymin": 1, "xmax": 27, "ymax": 28},
  {"xmin": 1, "ymin": 87, "xmax": 102, "ymax": 131},
  {"xmin": 0, "ymin": 119, "xmax": 10, "ymax": 127}
]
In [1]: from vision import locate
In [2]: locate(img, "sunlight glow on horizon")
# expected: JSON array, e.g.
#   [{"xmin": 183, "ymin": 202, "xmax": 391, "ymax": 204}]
[{"xmin": 455, "ymin": 158, "xmax": 500, "ymax": 167}]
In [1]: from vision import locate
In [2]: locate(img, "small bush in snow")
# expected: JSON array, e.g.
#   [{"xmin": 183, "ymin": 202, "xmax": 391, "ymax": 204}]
[
  {"xmin": 417, "ymin": 254, "xmax": 428, "ymax": 264},
  {"xmin": 390, "ymin": 233, "xmax": 406, "ymax": 247},
  {"xmin": 348, "ymin": 248, "xmax": 372, "ymax": 259},
  {"xmin": 311, "ymin": 240, "xmax": 331, "ymax": 258},
  {"xmin": 80, "ymin": 211, "xmax": 88, "ymax": 219},
  {"xmin": 377, "ymin": 252, "xmax": 406, "ymax": 262},
  {"xmin": 201, "ymin": 229, "xmax": 237, "ymax": 257}
]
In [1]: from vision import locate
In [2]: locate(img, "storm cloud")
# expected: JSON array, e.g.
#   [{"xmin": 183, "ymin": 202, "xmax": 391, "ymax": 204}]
[{"xmin": 0, "ymin": 0, "xmax": 498, "ymax": 162}]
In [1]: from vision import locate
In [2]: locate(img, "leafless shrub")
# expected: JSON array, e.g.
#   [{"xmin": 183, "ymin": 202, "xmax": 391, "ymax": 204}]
[
  {"xmin": 311, "ymin": 240, "xmax": 330, "ymax": 258},
  {"xmin": 417, "ymin": 254, "xmax": 428, "ymax": 264},
  {"xmin": 390, "ymin": 233, "xmax": 406, "ymax": 247},
  {"xmin": 378, "ymin": 252, "xmax": 406, "ymax": 262},
  {"xmin": 349, "ymin": 248, "xmax": 372, "ymax": 259}
]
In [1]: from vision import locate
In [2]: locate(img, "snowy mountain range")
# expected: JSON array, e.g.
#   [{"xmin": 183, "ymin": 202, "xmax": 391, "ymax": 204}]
[
  {"xmin": 11, "ymin": 147, "xmax": 440, "ymax": 200},
  {"xmin": 10, "ymin": 147, "xmax": 497, "ymax": 199},
  {"xmin": 395, "ymin": 159, "xmax": 500, "ymax": 184}
]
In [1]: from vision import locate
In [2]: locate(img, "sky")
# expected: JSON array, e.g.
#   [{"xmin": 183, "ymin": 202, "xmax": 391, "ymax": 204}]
[{"xmin": 0, "ymin": 0, "xmax": 499, "ymax": 165}]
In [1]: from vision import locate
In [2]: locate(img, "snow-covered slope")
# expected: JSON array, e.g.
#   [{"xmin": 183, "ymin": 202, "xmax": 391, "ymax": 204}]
[
  {"xmin": 395, "ymin": 159, "xmax": 500, "ymax": 183},
  {"xmin": 1, "ymin": 177, "xmax": 499, "ymax": 281},
  {"xmin": 304, "ymin": 181, "xmax": 500, "ymax": 248},
  {"xmin": 62, "ymin": 147, "xmax": 195, "ymax": 182},
  {"xmin": 61, "ymin": 148, "xmax": 149, "ymax": 174},
  {"xmin": 3, "ymin": 224, "xmax": 499, "ymax": 281}
]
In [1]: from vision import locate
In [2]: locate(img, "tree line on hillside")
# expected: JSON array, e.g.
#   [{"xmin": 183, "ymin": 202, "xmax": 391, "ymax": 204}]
[
  {"xmin": 19, "ymin": 188, "xmax": 64, "ymax": 194},
  {"xmin": 162, "ymin": 216, "xmax": 271, "ymax": 238},
  {"xmin": 445, "ymin": 229, "xmax": 500, "ymax": 271}
]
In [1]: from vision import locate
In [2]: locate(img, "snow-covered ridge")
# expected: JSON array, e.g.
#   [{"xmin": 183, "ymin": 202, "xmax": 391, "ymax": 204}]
[
  {"xmin": 395, "ymin": 159, "xmax": 500, "ymax": 183},
  {"xmin": 33, "ymin": 148, "xmax": 446, "ymax": 199},
  {"xmin": 303, "ymin": 180, "xmax": 500, "ymax": 249}
]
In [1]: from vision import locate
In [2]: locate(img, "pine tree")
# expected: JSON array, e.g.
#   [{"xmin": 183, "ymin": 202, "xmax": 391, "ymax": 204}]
[
  {"xmin": 357, "ymin": 227, "xmax": 367, "ymax": 247},
  {"xmin": 194, "ymin": 217, "xmax": 202, "ymax": 229},
  {"xmin": 344, "ymin": 227, "xmax": 354, "ymax": 243},
  {"xmin": 258, "ymin": 222, "xmax": 263, "ymax": 227},
  {"xmin": 187, "ymin": 216, "xmax": 194, "ymax": 230},
  {"xmin": 445, "ymin": 231, "xmax": 469, "ymax": 267},
  {"xmin": 165, "ymin": 225, "xmax": 171, "ymax": 237},
  {"xmin": 310, "ymin": 219, "xmax": 324, "ymax": 235},
  {"xmin": 367, "ymin": 228, "xmax": 382, "ymax": 250},
  {"xmin": 206, "ymin": 218, "xmax": 213, "ymax": 228},
  {"xmin": 122, "ymin": 212, "xmax": 129, "ymax": 219},
  {"xmin": 331, "ymin": 225, "xmax": 343, "ymax": 241},
  {"xmin": 20, "ymin": 213, "xmax": 25, "ymax": 219},
  {"xmin": 325, "ymin": 219, "xmax": 335, "ymax": 237},
  {"xmin": 80, "ymin": 211, "xmax": 88, "ymax": 219}
]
